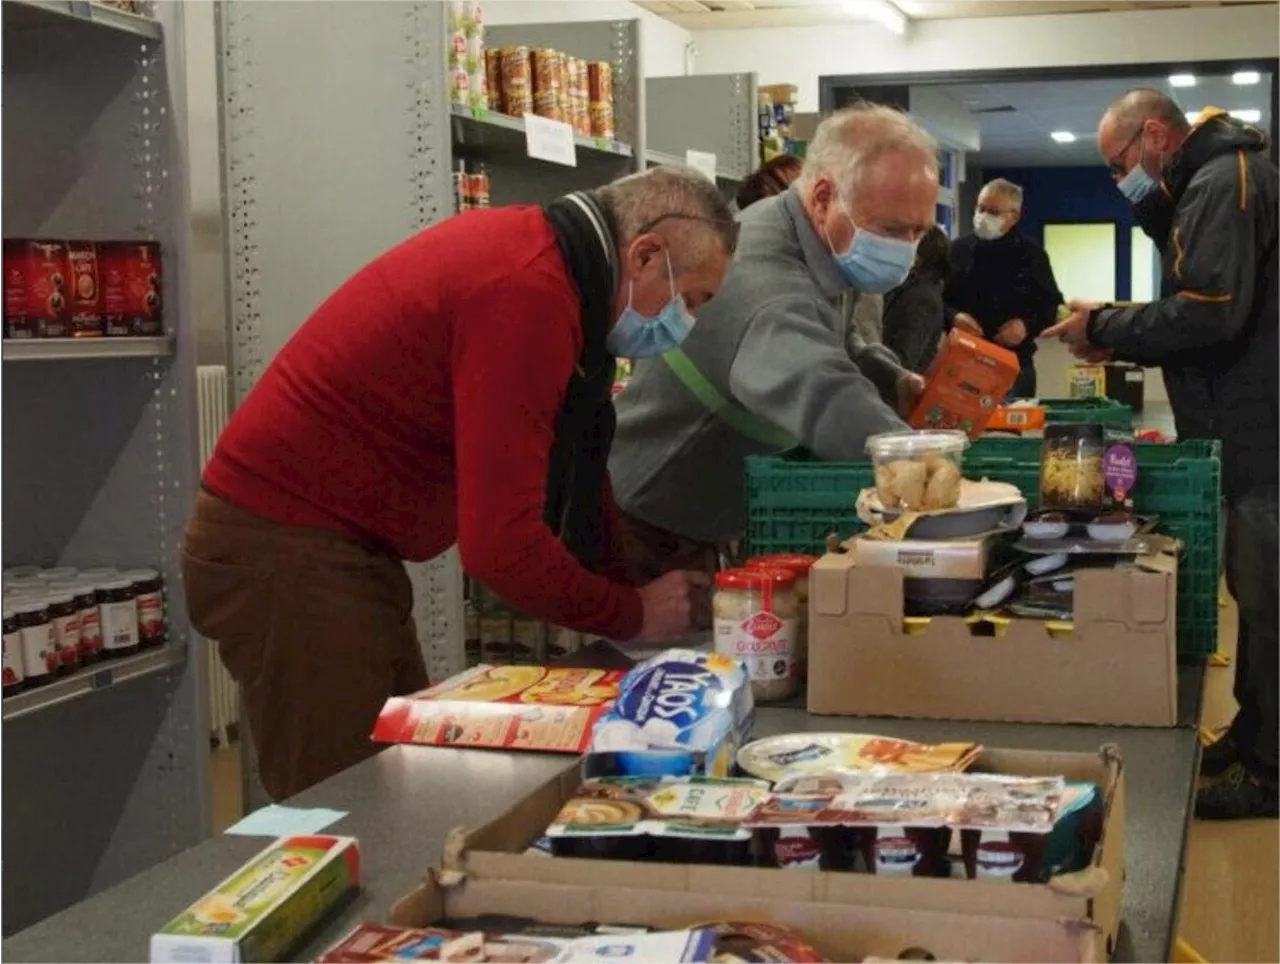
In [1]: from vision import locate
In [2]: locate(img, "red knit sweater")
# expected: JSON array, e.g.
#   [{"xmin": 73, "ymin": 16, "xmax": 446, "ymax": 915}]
[{"xmin": 203, "ymin": 207, "xmax": 643, "ymax": 641}]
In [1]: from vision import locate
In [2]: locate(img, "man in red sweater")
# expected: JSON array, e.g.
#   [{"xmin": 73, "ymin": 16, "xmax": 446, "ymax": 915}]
[{"xmin": 184, "ymin": 168, "xmax": 735, "ymax": 799}]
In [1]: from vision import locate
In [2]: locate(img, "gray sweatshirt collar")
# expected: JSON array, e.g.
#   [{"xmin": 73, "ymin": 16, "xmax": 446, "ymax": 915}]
[{"xmin": 781, "ymin": 185, "xmax": 849, "ymax": 299}]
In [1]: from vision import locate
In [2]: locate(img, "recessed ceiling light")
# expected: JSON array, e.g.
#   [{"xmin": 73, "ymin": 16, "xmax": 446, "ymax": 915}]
[
  {"xmin": 1233, "ymin": 71, "xmax": 1261, "ymax": 85},
  {"xmin": 1169, "ymin": 73, "xmax": 1197, "ymax": 88},
  {"xmin": 1050, "ymin": 131, "xmax": 1076, "ymax": 144},
  {"xmin": 1231, "ymin": 108, "xmax": 1262, "ymax": 123}
]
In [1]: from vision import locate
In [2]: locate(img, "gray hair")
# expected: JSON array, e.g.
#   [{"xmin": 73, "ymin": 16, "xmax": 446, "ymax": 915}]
[
  {"xmin": 980, "ymin": 177, "xmax": 1024, "ymax": 211},
  {"xmin": 1107, "ymin": 87, "xmax": 1192, "ymax": 137},
  {"xmin": 595, "ymin": 166, "xmax": 736, "ymax": 268},
  {"xmin": 797, "ymin": 104, "xmax": 938, "ymax": 204}
]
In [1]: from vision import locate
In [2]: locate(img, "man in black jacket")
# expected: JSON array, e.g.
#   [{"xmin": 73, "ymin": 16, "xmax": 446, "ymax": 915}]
[
  {"xmin": 1047, "ymin": 89, "xmax": 1278, "ymax": 820},
  {"xmin": 944, "ymin": 178, "xmax": 1063, "ymax": 398}
]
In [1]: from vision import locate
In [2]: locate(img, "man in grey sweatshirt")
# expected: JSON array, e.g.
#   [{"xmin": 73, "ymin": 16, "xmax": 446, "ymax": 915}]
[{"xmin": 609, "ymin": 105, "xmax": 941, "ymax": 574}]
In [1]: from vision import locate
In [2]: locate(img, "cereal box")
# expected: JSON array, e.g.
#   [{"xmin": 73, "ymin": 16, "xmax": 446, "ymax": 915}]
[
  {"xmin": 909, "ymin": 330, "xmax": 1020, "ymax": 439},
  {"xmin": 371, "ymin": 665, "xmax": 624, "ymax": 754},
  {"xmin": 150, "ymin": 835, "xmax": 360, "ymax": 963}
]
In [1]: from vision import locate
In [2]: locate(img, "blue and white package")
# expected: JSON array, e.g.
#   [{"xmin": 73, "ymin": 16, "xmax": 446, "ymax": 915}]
[{"xmin": 588, "ymin": 649, "xmax": 755, "ymax": 778}]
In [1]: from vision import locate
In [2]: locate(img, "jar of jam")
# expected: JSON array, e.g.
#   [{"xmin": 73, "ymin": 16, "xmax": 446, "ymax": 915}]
[
  {"xmin": 13, "ymin": 596, "xmax": 56, "ymax": 686},
  {"xmin": 99, "ymin": 578, "xmax": 139, "ymax": 657},
  {"xmin": 46, "ymin": 588, "xmax": 82, "ymax": 674},
  {"xmin": 53, "ymin": 579, "xmax": 102, "ymax": 664},
  {"xmin": 38, "ymin": 566, "xmax": 78, "ymax": 584},
  {"xmin": 3, "ymin": 608, "xmax": 25, "ymax": 695},
  {"xmin": 122, "ymin": 568, "xmax": 165, "ymax": 649}
]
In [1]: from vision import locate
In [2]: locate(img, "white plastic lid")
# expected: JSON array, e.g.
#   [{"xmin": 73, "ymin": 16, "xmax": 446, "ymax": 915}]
[
  {"xmin": 4, "ymin": 566, "xmax": 41, "ymax": 579},
  {"xmin": 866, "ymin": 429, "xmax": 969, "ymax": 460},
  {"xmin": 38, "ymin": 567, "xmax": 78, "ymax": 581},
  {"xmin": 49, "ymin": 579, "xmax": 94, "ymax": 596},
  {"xmin": 5, "ymin": 577, "xmax": 45, "ymax": 592},
  {"xmin": 99, "ymin": 578, "xmax": 136, "ymax": 592},
  {"xmin": 12, "ymin": 597, "xmax": 50, "ymax": 616},
  {"xmin": 120, "ymin": 568, "xmax": 160, "ymax": 582},
  {"xmin": 45, "ymin": 589, "xmax": 75, "ymax": 605},
  {"xmin": 78, "ymin": 567, "xmax": 119, "ymax": 580}
]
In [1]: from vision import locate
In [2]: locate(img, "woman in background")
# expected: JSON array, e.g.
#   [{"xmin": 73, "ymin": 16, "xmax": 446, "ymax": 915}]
[
  {"xmin": 882, "ymin": 226, "xmax": 951, "ymax": 374},
  {"xmin": 734, "ymin": 153, "xmax": 803, "ymax": 210}
]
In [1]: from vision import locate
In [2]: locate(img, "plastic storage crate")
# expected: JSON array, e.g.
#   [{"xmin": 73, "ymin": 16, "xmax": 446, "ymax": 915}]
[
  {"xmin": 1041, "ymin": 397, "xmax": 1134, "ymax": 431},
  {"xmin": 746, "ymin": 439, "xmax": 1222, "ymax": 657}
]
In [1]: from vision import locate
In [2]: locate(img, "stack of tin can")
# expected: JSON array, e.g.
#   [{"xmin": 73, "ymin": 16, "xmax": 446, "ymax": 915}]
[{"xmin": 447, "ymin": 0, "xmax": 487, "ymax": 111}]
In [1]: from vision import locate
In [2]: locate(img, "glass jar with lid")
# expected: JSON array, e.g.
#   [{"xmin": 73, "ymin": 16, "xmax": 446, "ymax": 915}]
[
  {"xmin": 46, "ymin": 588, "xmax": 82, "ymax": 674},
  {"xmin": 12, "ymin": 596, "xmax": 56, "ymax": 687},
  {"xmin": 50, "ymin": 579, "xmax": 101, "ymax": 664},
  {"xmin": 98, "ymin": 578, "xmax": 139, "ymax": 657},
  {"xmin": 713, "ymin": 568, "xmax": 800, "ymax": 703},
  {"xmin": 743, "ymin": 554, "xmax": 818, "ymax": 681},
  {"xmin": 3, "ymin": 608, "xmax": 24, "ymax": 695},
  {"xmin": 120, "ymin": 568, "xmax": 165, "ymax": 649}
]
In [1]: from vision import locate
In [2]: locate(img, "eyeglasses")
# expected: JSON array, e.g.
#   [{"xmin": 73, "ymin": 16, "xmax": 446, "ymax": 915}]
[
  {"xmin": 1107, "ymin": 124, "xmax": 1145, "ymax": 177},
  {"xmin": 638, "ymin": 213, "xmax": 741, "ymax": 253}
]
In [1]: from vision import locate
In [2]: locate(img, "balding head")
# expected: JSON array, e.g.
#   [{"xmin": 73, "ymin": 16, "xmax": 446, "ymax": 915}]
[
  {"xmin": 797, "ymin": 104, "xmax": 940, "ymax": 279},
  {"xmin": 1098, "ymin": 87, "xmax": 1191, "ymax": 185}
]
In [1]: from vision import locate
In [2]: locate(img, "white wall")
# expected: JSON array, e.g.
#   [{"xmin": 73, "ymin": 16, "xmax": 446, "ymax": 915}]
[
  {"xmin": 908, "ymin": 85, "xmax": 980, "ymax": 151},
  {"xmin": 694, "ymin": 3, "xmax": 1280, "ymax": 112},
  {"xmin": 485, "ymin": 0, "xmax": 692, "ymax": 78}
]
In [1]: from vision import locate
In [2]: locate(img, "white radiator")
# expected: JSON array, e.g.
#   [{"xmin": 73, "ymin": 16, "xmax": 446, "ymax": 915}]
[{"xmin": 197, "ymin": 365, "xmax": 239, "ymax": 748}]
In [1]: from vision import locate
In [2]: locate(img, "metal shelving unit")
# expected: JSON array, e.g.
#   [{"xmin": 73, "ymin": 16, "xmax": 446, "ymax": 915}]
[
  {"xmin": 3, "ymin": 336, "xmax": 173, "ymax": 361},
  {"xmin": 1, "ymin": 0, "xmax": 207, "ymax": 935},
  {"xmin": 451, "ymin": 104, "xmax": 633, "ymax": 162},
  {"xmin": 644, "ymin": 72, "xmax": 758, "ymax": 184}
]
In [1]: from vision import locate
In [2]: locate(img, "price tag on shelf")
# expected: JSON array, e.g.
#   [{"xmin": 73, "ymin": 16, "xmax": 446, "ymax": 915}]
[
  {"xmin": 525, "ymin": 114, "xmax": 578, "ymax": 167},
  {"xmin": 685, "ymin": 149, "xmax": 718, "ymax": 182}
]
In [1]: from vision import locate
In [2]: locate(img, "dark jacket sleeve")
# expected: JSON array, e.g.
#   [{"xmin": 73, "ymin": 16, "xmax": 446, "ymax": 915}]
[
  {"xmin": 1088, "ymin": 156, "xmax": 1262, "ymax": 364},
  {"xmin": 941, "ymin": 237, "xmax": 972, "ymax": 328},
  {"xmin": 1026, "ymin": 244, "xmax": 1064, "ymax": 338},
  {"xmin": 883, "ymin": 280, "xmax": 945, "ymax": 374}
]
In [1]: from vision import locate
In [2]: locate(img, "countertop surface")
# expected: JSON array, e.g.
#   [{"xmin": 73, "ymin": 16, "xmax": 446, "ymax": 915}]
[{"xmin": 4, "ymin": 646, "xmax": 1204, "ymax": 963}]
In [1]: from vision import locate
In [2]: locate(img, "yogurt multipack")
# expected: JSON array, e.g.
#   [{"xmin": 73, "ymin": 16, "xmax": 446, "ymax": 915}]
[{"xmin": 586, "ymin": 649, "xmax": 755, "ymax": 778}]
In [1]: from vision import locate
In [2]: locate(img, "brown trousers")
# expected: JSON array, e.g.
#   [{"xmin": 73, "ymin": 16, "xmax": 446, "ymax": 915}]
[{"xmin": 182, "ymin": 490, "xmax": 428, "ymax": 801}]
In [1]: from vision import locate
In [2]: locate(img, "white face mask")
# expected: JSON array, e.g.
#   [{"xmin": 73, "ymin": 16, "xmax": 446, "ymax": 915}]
[{"xmin": 973, "ymin": 211, "xmax": 1009, "ymax": 241}]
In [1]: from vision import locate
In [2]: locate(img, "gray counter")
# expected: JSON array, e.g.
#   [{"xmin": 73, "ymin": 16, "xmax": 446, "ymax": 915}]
[{"xmin": 4, "ymin": 653, "xmax": 1204, "ymax": 963}]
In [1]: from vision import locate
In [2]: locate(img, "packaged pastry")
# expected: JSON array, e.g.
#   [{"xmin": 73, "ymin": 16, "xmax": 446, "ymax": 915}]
[
  {"xmin": 545, "ymin": 775, "xmax": 767, "ymax": 866},
  {"xmin": 589, "ymin": 649, "xmax": 753, "ymax": 778},
  {"xmin": 151, "ymin": 835, "xmax": 359, "ymax": 963},
  {"xmin": 866, "ymin": 430, "xmax": 968, "ymax": 511},
  {"xmin": 699, "ymin": 921, "xmax": 828, "ymax": 963},
  {"xmin": 372, "ymin": 665, "xmax": 623, "ymax": 754},
  {"xmin": 739, "ymin": 733, "xmax": 981, "ymax": 784}
]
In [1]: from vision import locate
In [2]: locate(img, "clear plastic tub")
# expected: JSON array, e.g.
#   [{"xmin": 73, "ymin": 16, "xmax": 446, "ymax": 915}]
[{"xmin": 866, "ymin": 430, "xmax": 969, "ymax": 511}]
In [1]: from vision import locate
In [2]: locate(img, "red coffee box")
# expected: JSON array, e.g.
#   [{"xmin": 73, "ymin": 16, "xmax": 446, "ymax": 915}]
[
  {"xmin": 67, "ymin": 241, "xmax": 104, "ymax": 337},
  {"xmin": 3, "ymin": 239, "xmax": 71, "ymax": 338},
  {"xmin": 102, "ymin": 241, "xmax": 163, "ymax": 337}
]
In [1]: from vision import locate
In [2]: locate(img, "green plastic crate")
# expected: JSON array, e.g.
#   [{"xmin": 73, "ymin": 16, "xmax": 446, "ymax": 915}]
[
  {"xmin": 1040, "ymin": 397, "xmax": 1135, "ymax": 431},
  {"xmin": 746, "ymin": 439, "xmax": 1221, "ymax": 657}
]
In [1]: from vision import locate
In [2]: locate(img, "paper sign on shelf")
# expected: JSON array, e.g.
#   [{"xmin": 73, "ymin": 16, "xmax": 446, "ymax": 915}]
[
  {"xmin": 525, "ymin": 114, "xmax": 578, "ymax": 167},
  {"xmin": 685, "ymin": 149, "xmax": 718, "ymax": 182}
]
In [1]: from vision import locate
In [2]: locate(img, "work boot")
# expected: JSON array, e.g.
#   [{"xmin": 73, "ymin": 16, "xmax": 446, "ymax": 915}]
[
  {"xmin": 1195, "ymin": 763, "xmax": 1279, "ymax": 820},
  {"xmin": 1199, "ymin": 734, "xmax": 1240, "ymax": 778}
]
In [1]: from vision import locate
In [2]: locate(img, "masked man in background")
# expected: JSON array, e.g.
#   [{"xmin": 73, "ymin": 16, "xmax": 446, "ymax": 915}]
[
  {"xmin": 608, "ymin": 104, "xmax": 936, "ymax": 581},
  {"xmin": 1046, "ymin": 89, "xmax": 1278, "ymax": 820},
  {"xmin": 183, "ymin": 168, "xmax": 735, "ymax": 800},
  {"xmin": 944, "ymin": 177, "xmax": 1063, "ymax": 399}
]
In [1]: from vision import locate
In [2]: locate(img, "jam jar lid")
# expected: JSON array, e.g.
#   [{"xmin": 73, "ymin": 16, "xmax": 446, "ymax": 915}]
[
  {"xmin": 48, "ymin": 579, "xmax": 92, "ymax": 596},
  {"xmin": 38, "ymin": 567, "xmax": 78, "ymax": 581},
  {"xmin": 78, "ymin": 568, "xmax": 120, "ymax": 583},
  {"xmin": 120, "ymin": 568, "xmax": 161, "ymax": 583},
  {"xmin": 99, "ymin": 578, "xmax": 136, "ymax": 592},
  {"xmin": 46, "ymin": 589, "xmax": 75, "ymax": 605},
  {"xmin": 12, "ymin": 597, "xmax": 51, "ymax": 616}
]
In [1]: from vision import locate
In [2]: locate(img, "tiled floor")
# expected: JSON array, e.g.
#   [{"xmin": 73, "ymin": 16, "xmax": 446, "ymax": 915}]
[{"xmin": 206, "ymin": 596, "xmax": 1279, "ymax": 961}]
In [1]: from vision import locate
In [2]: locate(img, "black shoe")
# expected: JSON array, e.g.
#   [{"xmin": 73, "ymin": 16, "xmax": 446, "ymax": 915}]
[
  {"xmin": 1195, "ymin": 763, "xmax": 1280, "ymax": 820},
  {"xmin": 1200, "ymin": 734, "xmax": 1241, "ymax": 778}
]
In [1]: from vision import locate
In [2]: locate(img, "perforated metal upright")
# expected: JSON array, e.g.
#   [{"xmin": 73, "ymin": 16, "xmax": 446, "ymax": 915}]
[
  {"xmin": 216, "ymin": 0, "xmax": 460, "ymax": 810},
  {"xmin": 644, "ymin": 73, "xmax": 758, "ymax": 182},
  {"xmin": 1, "ymin": 0, "xmax": 207, "ymax": 933}
]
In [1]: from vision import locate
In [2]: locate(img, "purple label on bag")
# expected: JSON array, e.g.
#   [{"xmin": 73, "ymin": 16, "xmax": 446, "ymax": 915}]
[{"xmin": 1103, "ymin": 445, "xmax": 1138, "ymax": 498}]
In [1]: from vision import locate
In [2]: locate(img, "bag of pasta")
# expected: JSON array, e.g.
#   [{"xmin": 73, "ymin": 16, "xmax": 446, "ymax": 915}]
[{"xmin": 1039, "ymin": 423, "xmax": 1105, "ymax": 512}]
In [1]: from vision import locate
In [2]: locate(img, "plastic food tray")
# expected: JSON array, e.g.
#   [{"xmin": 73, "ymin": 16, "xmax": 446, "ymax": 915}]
[{"xmin": 746, "ymin": 438, "xmax": 1221, "ymax": 657}]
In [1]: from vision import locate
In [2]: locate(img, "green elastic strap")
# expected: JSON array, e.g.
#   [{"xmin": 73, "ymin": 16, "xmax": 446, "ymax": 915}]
[{"xmin": 662, "ymin": 348, "xmax": 798, "ymax": 449}]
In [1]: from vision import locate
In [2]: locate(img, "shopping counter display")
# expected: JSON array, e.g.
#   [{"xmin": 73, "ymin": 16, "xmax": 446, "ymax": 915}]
[{"xmin": 2, "ymin": 640, "xmax": 1204, "ymax": 964}]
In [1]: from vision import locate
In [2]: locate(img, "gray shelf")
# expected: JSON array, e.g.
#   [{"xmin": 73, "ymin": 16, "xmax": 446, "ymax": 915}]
[
  {"xmin": 452, "ymin": 105, "xmax": 633, "ymax": 162},
  {"xmin": 3, "ymin": 0, "xmax": 162, "ymax": 40},
  {"xmin": 2, "ymin": 645, "xmax": 186, "ymax": 722},
  {"xmin": 644, "ymin": 73, "xmax": 759, "ymax": 183},
  {"xmin": 2, "ymin": 336, "xmax": 173, "ymax": 362}
]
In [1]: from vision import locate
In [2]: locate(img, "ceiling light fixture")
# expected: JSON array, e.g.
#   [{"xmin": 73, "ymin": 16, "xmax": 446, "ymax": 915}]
[
  {"xmin": 1050, "ymin": 131, "xmax": 1076, "ymax": 144},
  {"xmin": 1233, "ymin": 70, "xmax": 1261, "ymax": 85},
  {"xmin": 847, "ymin": 0, "xmax": 908, "ymax": 36},
  {"xmin": 1231, "ymin": 108, "xmax": 1262, "ymax": 123},
  {"xmin": 1168, "ymin": 73, "xmax": 1197, "ymax": 88}
]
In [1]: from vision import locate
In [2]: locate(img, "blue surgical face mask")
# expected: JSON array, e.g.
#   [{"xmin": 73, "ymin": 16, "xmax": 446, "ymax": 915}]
[
  {"xmin": 606, "ymin": 249, "xmax": 695, "ymax": 359},
  {"xmin": 827, "ymin": 202, "xmax": 918, "ymax": 294},
  {"xmin": 1118, "ymin": 163, "xmax": 1158, "ymax": 204}
]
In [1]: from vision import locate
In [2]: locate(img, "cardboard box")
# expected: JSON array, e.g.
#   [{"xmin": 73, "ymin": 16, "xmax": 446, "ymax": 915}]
[
  {"xmin": 849, "ymin": 532, "xmax": 999, "ymax": 581},
  {"xmin": 807, "ymin": 537, "xmax": 1179, "ymax": 727},
  {"xmin": 399, "ymin": 745, "xmax": 1122, "ymax": 963},
  {"xmin": 151, "ymin": 834, "xmax": 360, "ymax": 963},
  {"xmin": 910, "ymin": 330, "xmax": 1020, "ymax": 439}
]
